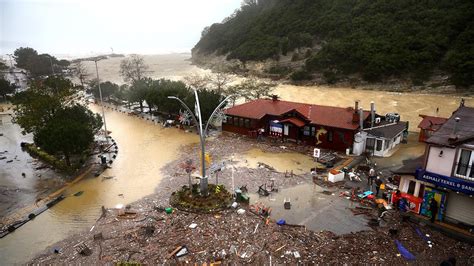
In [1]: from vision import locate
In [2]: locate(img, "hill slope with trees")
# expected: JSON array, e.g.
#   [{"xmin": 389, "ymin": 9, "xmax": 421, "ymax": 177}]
[{"xmin": 192, "ymin": 0, "xmax": 474, "ymax": 88}]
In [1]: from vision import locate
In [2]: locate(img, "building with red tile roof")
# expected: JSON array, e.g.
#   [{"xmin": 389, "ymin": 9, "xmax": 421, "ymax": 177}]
[
  {"xmin": 417, "ymin": 114, "xmax": 448, "ymax": 142},
  {"xmin": 223, "ymin": 98, "xmax": 375, "ymax": 151}
]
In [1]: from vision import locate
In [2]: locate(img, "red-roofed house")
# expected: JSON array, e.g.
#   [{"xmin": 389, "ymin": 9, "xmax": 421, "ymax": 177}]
[
  {"xmin": 418, "ymin": 114, "xmax": 448, "ymax": 142},
  {"xmin": 223, "ymin": 98, "xmax": 372, "ymax": 151}
]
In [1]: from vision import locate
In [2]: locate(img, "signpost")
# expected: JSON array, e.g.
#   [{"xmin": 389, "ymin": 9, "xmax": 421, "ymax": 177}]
[{"xmin": 313, "ymin": 148, "xmax": 320, "ymax": 158}]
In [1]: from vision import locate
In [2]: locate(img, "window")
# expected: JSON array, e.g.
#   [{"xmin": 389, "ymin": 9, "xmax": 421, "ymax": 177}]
[
  {"xmin": 407, "ymin": 181, "xmax": 416, "ymax": 195},
  {"xmin": 311, "ymin": 126, "xmax": 316, "ymax": 136},
  {"xmin": 327, "ymin": 131, "xmax": 333, "ymax": 142},
  {"xmin": 384, "ymin": 139, "xmax": 390, "ymax": 150},
  {"xmin": 376, "ymin": 139, "xmax": 383, "ymax": 151},
  {"xmin": 303, "ymin": 126, "xmax": 310, "ymax": 136},
  {"xmin": 456, "ymin": 149, "xmax": 473, "ymax": 179},
  {"xmin": 244, "ymin": 119, "xmax": 250, "ymax": 128},
  {"xmin": 233, "ymin": 117, "xmax": 239, "ymax": 126},
  {"xmin": 239, "ymin": 118, "xmax": 244, "ymax": 127},
  {"xmin": 366, "ymin": 138, "xmax": 375, "ymax": 150},
  {"xmin": 226, "ymin": 116, "xmax": 232, "ymax": 125}
]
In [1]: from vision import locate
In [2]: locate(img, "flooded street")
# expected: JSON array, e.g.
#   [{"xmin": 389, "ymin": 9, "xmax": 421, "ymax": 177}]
[
  {"xmin": 1, "ymin": 54, "xmax": 473, "ymax": 264},
  {"xmin": 250, "ymin": 184, "xmax": 370, "ymax": 235},
  {"xmin": 0, "ymin": 105, "xmax": 198, "ymax": 265}
]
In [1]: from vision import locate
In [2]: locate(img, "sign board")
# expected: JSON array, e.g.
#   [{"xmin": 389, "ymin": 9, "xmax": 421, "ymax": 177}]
[
  {"xmin": 209, "ymin": 161, "xmax": 226, "ymax": 174},
  {"xmin": 416, "ymin": 168, "xmax": 474, "ymax": 196},
  {"xmin": 313, "ymin": 148, "xmax": 320, "ymax": 158}
]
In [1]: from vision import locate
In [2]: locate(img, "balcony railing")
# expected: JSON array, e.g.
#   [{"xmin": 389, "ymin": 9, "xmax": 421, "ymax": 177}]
[{"xmin": 454, "ymin": 162, "xmax": 474, "ymax": 181}]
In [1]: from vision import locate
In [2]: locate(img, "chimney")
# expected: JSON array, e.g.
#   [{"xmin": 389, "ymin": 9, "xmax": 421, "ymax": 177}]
[
  {"xmin": 272, "ymin": 95, "xmax": 279, "ymax": 102},
  {"xmin": 370, "ymin": 101, "xmax": 375, "ymax": 128},
  {"xmin": 449, "ymin": 117, "xmax": 460, "ymax": 141},
  {"xmin": 359, "ymin": 108, "xmax": 364, "ymax": 130},
  {"xmin": 352, "ymin": 100, "xmax": 360, "ymax": 123}
]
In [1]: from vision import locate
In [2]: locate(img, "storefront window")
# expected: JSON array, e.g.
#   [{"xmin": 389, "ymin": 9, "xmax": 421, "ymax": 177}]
[
  {"xmin": 239, "ymin": 118, "xmax": 244, "ymax": 127},
  {"xmin": 233, "ymin": 117, "xmax": 239, "ymax": 126},
  {"xmin": 311, "ymin": 126, "xmax": 316, "ymax": 136},
  {"xmin": 327, "ymin": 131, "xmax": 333, "ymax": 142},
  {"xmin": 226, "ymin": 116, "xmax": 232, "ymax": 125}
]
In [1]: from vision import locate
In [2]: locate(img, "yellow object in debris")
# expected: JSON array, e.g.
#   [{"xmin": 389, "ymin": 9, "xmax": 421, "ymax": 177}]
[{"xmin": 380, "ymin": 183, "xmax": 385, "ymax": 190}]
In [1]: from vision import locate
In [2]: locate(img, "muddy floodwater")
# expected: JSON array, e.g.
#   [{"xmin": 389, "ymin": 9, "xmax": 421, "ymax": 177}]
[
  {"xmin": 275, "ymin": 85, "xmax": 473, "ymax": 131},
  {"xmin": 0, "ymin": 105, "xmax": 198, "ymax": 265},
  {"xmin": 1, "ymin": 54, "xmax": 473, "ymax": 264}
]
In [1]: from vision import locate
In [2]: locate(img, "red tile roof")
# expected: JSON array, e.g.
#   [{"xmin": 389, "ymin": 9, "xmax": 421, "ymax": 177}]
[
  {"xmin": 280, "ymin": 117, "xmax": 306, "ymax": 127},
  {"xmin": 418, "ymin": 115, "xmax": 448, "ymax": 131},
  {"xmin": 225, "ymin": 99, "xmax": 370, "ymax": 130}
]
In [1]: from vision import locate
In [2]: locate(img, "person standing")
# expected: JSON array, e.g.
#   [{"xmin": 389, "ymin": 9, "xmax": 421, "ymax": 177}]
[
  {"xmin": 430, "ymin": 198, "xmax": 439, "ymax": 223},
  {"xmin": 368, "ymin": 168, "xmax": 376, "ymax": 187},
  {"xmin": 375, "ymin": 176, "xmax": 382, "ymax": 197}
]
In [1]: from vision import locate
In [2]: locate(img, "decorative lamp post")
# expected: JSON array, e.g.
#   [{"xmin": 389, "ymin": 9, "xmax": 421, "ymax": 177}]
[{"xmin": 168, "ymin": 92, "xmax": 233, "ymax": 196}]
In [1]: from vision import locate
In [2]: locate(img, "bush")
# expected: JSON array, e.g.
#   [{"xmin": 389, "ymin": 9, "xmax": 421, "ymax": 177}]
[{"xmin": 290, "ymin": 69, "xmax": 311, "ymax": 81}]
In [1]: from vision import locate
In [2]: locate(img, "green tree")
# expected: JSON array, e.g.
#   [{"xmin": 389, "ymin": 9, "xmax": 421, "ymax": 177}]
[
  {"xmin": 128, "ymin": 78, "xmax": 152, "ymax": 112},
  {"xmin": 12, "ymin": 76, "xmax": 80, "ymax": 134},
  {"xmin": 34, "ymin": 105, "xmax": 102, "ymax": 166},
  {"xmin": 14, "ymin": 47, "xmax": 38, "ymax": 69},
  {"xmin": 91, "ymin": 81, "xmax": 119, "ymax": 101},
  {"xmin": 0, "ymin": 78, "xmax": 16, "ymax": 100}
]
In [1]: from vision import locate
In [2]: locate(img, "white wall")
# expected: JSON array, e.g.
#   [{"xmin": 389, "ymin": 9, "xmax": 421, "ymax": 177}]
[{"xmin": 426, "ymin": 146, "xmax": 456, "ymax": 176}]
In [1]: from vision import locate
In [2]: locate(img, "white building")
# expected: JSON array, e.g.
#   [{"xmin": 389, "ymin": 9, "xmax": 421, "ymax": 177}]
[{"xmin": 416, "ymin": 104, "xmax": 474, "ymax": 227}]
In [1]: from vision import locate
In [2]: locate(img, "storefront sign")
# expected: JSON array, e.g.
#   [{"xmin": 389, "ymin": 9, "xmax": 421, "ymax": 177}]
[{"xmin": 416, "ymin": 168, "xmax": 474, "ymax": 196}]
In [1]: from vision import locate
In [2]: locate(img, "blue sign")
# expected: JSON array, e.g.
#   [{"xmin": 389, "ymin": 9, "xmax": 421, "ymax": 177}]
[{"xmin": 415, "ymin": 168, "xmax": 474, "ymax": 196}]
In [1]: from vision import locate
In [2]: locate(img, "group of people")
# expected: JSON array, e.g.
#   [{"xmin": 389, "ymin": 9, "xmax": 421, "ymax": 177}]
[{"xmin": 368, "ymin": 167, "xmax": 439, "ymax": 223}]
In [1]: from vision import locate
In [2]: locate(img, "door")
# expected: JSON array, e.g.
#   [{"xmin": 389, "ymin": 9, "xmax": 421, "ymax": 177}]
[
  {"xmin": 446, "ymin": 192, "xmax": 474, "ymax": 225},
  {"xmin": 283, "ymin": 124, "xmax": 289, "ymax": 136}
]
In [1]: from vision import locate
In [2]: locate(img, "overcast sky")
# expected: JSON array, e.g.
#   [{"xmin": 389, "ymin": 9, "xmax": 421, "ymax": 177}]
[{"xmin": 0, "ymin": 0, "xmax": 242, "ymax": 56}]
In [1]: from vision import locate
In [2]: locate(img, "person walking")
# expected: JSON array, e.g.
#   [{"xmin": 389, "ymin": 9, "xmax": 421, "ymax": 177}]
[
  {"xmin": 429, "ymin": 198, "xmax": 439, "ymax": 223},
  {"xmin": 375, "ymin": 176, "xmax": 382, "ymax": 197},
  {"xmin": 368, "ymin": 168, "xmax": 376, "ymax": 187}
]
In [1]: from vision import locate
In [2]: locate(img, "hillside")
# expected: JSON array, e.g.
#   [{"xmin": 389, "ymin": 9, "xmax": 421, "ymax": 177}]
[{"xmin": 192, "ymin": 0, "xmax": 474, "ymax": 88}]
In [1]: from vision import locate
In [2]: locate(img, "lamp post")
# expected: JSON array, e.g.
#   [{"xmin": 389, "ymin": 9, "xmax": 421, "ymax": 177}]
[
  {"xmin": 92, "ymin": 59, "xmax": 109, "ymax": 148},
  {"xmin": 168, "ymin": 92, "xmax": 233, "ymax": 196}
]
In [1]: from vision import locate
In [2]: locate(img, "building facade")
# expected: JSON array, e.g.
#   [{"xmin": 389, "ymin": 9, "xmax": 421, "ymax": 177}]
[{"xmin": 415, "ymin": 105, "xmax": 474, "ymax": 227}]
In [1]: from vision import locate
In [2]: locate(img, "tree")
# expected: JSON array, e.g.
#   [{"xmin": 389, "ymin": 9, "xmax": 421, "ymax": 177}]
[
  {"xmin": 34, "ymin": 105, "xmax": 102, "ymax": 166},
  {"xmin": 12, "ymin": 76, "xmax": 101, "ymax": 167},
  {"xmin": 0, "ymin": 78, "xmax": 16, "ymax": 100},
  {"xmin": 91, "ymin": 81, "xmax": 119, "ymax": 101},
  {"xmin": 209, "ymin": 71, "xmax": 234, "ymax": 94},
  {"xmin": 73, "ymin": 61, "xmax": 90, "ymax": 88},
  {"xmin": 225, "ymin": 77, "xmax": 275, "ymax": 102},
  {"xmin": 14, "ymin": 47, "xmax": 38, "ymax": 69},
  {"xmin": 183, "ymin": 73, "xmax": 211, "ymax": 89},
  {"xmin": 128, "ymin": 78, "xmax": 151, "ymax": 112},
  {"xmin": 12, "ymin": 76, "xmax": 80, "ymax": 135},
  {"xmin": 119, "ymin": 55, "xmax": 150, "ymax": 83}
]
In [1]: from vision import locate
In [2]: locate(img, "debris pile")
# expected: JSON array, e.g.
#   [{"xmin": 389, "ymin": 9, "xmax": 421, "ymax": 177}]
[{"xmin": 31, "ymin": 201, "xmax": 473, "ymax": 264}]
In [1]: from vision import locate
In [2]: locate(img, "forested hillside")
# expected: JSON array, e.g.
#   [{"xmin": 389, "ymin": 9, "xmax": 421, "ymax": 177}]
[{"xmin": 192, "ymin": 0, "xmax": 474, "ymax": 87}]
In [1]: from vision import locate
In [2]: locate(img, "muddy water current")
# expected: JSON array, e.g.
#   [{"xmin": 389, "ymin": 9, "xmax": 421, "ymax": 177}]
[
  {"xmin": 275, "ymin": 85, "xmax": 473, "ymax": 131},
  {"xmin": 0, "ymin": 105, "xmax": 198, "ymax": 264}
]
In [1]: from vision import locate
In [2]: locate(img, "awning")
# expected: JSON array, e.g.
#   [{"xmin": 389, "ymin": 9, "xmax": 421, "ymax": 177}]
[{"xmin": 279, "ymin": 117, "xmax": 306, "ymax": 127}]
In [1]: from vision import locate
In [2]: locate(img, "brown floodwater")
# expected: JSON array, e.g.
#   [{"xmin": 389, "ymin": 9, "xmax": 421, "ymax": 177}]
[
  {"xmin": 0, "ymin": 105, "xmax": 198, "ymax": 265},
  {"xmin": 1, "ymin": 53, "xmax": 473, "ymax": 264},
  {"xmin": 274, "ymin": 85, "xmax": 473, "ymax": 131}
]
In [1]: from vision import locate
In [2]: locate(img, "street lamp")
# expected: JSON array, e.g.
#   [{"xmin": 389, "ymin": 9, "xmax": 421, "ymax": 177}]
[
  {"xmin": 91, "ymin": 59, "xmax": 110, "ymax": 149},
  {"xmin": 168, "ymin": 92, "xmax": 233, "ymax": 196}
]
